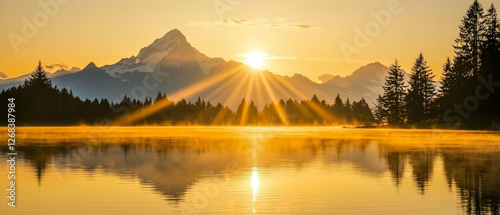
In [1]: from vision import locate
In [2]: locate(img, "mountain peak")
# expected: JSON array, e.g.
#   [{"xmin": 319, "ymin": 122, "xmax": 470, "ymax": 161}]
[
  {"xmin": 157, "ymin": 29, "xmax": 186, "ymax": 43},
  {"xmin": 83, "ymin": 62, "xmax": 98, "ymax": 70},
  {"xmin": 350, "ymin": 62, "xmax": 388, "ymax": 77},
  {"xmin": 291, "ymin": 73, "xmax": 310, "ymax": 80},
  {"xmin": 366, "ymin": 62, "xmax": 384, "ymax": 67},
  {"xmin": 165, "ymin": 28, "xmax": 183, "ymax": 37},
  {"xmin": 136, "ymin": 29, "xmax": 190, "ymax": 60}
]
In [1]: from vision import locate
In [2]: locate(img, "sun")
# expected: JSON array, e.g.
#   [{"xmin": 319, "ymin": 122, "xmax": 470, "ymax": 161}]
[{"xmin": 245, "ymin": 52, "xmax": 267, "ymax": 69}]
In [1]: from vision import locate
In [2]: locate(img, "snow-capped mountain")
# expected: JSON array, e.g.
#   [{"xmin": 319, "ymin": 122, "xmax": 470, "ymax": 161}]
[
  {"xmin": 0, "ymin": 29, "xmax": 391, "ymax": 108},
  {"xmin": 102, "ymin": 29, "xmax": 225, "ymax": 78},
  {"xmin": 323, "ymin": 62, "xmax": 389, "ymax": 98}
]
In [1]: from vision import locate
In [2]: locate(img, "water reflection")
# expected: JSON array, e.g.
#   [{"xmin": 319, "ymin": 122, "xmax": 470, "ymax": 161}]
[
  {"xmin": 251, "ymin": 167, "xmax": 259, "ymax": 213},
  {"xmin": 1, "ymin": 127, "xmax": 499, "ymax": 214},
  {"xmin": 442, "ymin": 149, "xmax": 500, "ymax": 214}
]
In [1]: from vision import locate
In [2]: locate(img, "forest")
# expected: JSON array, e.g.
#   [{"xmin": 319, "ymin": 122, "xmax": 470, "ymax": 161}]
[
  {"xmin": 373, "ymin": 0, "xmax": 500, "ymax": 129},
  {"xmin": 0, "ymin": 61, "xmax": 374, "ymax": 126}
]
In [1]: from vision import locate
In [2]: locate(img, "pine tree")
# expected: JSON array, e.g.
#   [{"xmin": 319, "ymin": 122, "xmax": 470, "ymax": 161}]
[
  {"xmin": 236, "ymin": 98, "xmax": 248, "ymax": 124},
  {"xmin": 438, "ymin": 57, "xmax": 458, "ymax": 118},
  {"xmin": 248, "ymin": 101, "xmax": 258, "ymax": 124},
  {"xmin": 24, "ymin": 61, "xmax": 52, "ymax": 89},
  {"xmin": 352, "ymin": 98, "xmax": 375, "ymax": 124},
  {"xmin": 439, "ymin": 58, "xmax": 457, "ymax": 97},
  {"xmin": 438, "ymin": 0, "xmax": 488, "ymax": 124},
  {"xmin": 454, "ymin": 0, "xmax": 485, "ymax": 78},
  {"xmin": 382, "ymin": 60, "xmax": 407, "ymax": 125},
  {"xmin": 406, "ymin": 53, "xmax": 436, "ymax": 123},
  {"xmin": 19, "ymin": 61, "xmax": 53, "ymax": 122},
  {"xmin": 154, "ymin": 91, "xmax": 163, "ymax": 103},
  {"xmin": 373, "ymin": 95, "xmax": 386, "ymax": 125},
  {"xmin": 479, "ymin": 4, "xmax": 500, "ymax": 120},
  {"xmin": 480, "ymin": 4, "xmax": 500, "ymax": 77},
  {"xmin": 344, "ymin": 98, "xmax": 353, "ymax": 123},
  {"xmin": 332, "ymin": 93, "xmax": 344, "ymax": 117}
]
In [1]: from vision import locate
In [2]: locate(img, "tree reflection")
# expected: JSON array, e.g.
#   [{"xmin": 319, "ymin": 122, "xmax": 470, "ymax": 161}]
[
  {"xmin": 3, "ymin": 133, "xmax": 500, "ymax": 213},
  {"xmin": 409, "ymin": 151, "xmax": 435, "ymax": 195},
  {"xmin": 442, "ymin": 150, "xmax": 500, "ymax": 215}
]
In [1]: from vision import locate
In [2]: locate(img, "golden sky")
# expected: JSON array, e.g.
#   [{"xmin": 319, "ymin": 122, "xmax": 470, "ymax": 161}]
[{"xmin": 0, "ymin": 0, "xmax": 496, "ymax": 81}]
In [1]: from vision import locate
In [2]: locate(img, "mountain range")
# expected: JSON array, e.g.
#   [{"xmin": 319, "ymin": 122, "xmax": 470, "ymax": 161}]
[{"xmin": 0, "ymin": 29, "xmax": 393, "ymax": 109}]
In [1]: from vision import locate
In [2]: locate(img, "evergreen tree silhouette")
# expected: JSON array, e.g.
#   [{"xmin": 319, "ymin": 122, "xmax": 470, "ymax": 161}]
[
  {"xmin": 439, "ymin": 58, "xmax": 457, "ymax": 98},
  {"xmin": 332, "ymin": 93, "xmax": 344, "ymax": 118},
  {"xmin": 454, "ymin": 0, "xmax": 485, "ymax": 78},
  {"xmin": 373, "ymin": 95, "xmax": 386, "ymax": 125},
  {"xmin": 405, "ymin": 53, "xmax": 436, "ymax": 123},
  {"xmin": 236, "ymin": 98, "xmax": 247, "ymax": 124},
  {"xmin": 352, "ymin": 98, "xmax": 375, "ymax": 124},
  {"xmin": 344, "ymin": 98, "xmax": 353, "ymax": 123},
  {"xmin": 438, "ymin": 1, "xmax": 500, "ymax": 127},
  {"xmin": 248, "ymin": 101, "xmax": 258, "ymax": 124},
  {"xmin": 382, "ymin": 60, "xmax": 407, "ymax": 125},
  {"xmin": 24, "ymin": 61, "xmax": 52, "ymax": 89},
  {"xmin": 479, "ymin": 4, "xmax": 500, "ymax": 118}
]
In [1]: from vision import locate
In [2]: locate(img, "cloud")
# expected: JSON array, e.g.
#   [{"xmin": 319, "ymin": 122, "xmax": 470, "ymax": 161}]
[
  {"xmin": 44, "ymin": 63, "xmax": 81, "ymax": 73},
  {"xmin": 187, "ymin": 18, "xmax": 321, "ymax": 30},
  {"xmin": 45, "ymin": 63, "xmax": 69, "ymax": 70}
]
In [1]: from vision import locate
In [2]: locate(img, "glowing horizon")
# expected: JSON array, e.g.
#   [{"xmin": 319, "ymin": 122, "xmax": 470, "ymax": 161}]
[{"xmin": 1, "ymin": 0, "xmax": 497, "ymax": 82}]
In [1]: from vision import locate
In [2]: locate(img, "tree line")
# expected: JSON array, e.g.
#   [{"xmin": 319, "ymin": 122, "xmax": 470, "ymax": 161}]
[
  {"xmin": 3, "ymin": 1, "xmax": 497, "ymax": 128},
  {"xmin": 0, "ymin": 61, "xmax": 375, "ymax": 125},
  {"xmin": 374, "ymin": 0, "xmax": 500, "ymax": 129}
]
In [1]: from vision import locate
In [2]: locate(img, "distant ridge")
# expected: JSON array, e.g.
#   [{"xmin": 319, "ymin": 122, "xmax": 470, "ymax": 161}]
[{"xmin": 0, "ymin": 29, "xmax": 390, "ymax": 108}]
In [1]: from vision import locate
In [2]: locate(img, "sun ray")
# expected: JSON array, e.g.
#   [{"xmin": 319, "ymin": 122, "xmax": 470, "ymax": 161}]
[
  {"xmin": 262, "ymin": 73, "xmax": 313, "ymax": 122},
  {"xmin": 114, "ymin": 65, "xmax": 244, "ymax": 125},
  {"xmin": 263, "ymin": 72, "xmax": 300, "ymax": 100},
  {"xmin": 212, "ymin": 71, "xmax": 252, "ymax": 124},
  {"xmin": 240, "ymin": 73, "xmax": 256, "ymax": 125},
  {"xmin": 266, "ymin": 74, "xmax": 337, "ymax": 124},
  {"xmin": 112, "ymin": 57, "xmax": 336, "ymax": 126},
  {"xmin": 257, "ymin": 72, "xmax": 290, "ymax": 125},
  {"xmin": 204, "ymin": 70, "xmax": 247, "ymax": 101}
]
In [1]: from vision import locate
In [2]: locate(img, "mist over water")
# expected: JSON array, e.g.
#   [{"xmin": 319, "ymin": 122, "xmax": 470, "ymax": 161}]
[{"xmin": 1, "ymin": 127, "xmax": 499, "ymax": 214}]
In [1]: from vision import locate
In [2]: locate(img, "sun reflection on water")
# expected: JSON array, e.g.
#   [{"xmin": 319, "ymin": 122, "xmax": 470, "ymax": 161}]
[{"xmin": 251, "ymin": 167, "xmax": 260, "ymax": 213}]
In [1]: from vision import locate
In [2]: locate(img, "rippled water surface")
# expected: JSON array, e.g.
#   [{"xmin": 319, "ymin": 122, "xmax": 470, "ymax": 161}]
[{"xmin": 1, "ymin": 127, "xmax": 500, "ymax": 214}]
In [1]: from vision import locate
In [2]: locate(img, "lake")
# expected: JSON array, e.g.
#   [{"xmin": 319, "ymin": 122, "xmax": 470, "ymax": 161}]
[{"xmin": 1, "ymin": 127, "xmax": 500, "ymax": 214}]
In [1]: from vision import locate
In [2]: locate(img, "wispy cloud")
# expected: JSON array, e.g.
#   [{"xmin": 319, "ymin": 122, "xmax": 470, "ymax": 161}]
[
  {"xmin": 187, "ymin": 18, "xmax": 321, "ymax": 30},
  {"xmin": 44, "ymin": 63, "xmax": 81, "ymax": 73},
  {"xmin": 45, "ymin": 63, "xmax": 69, "ymax": 70}
]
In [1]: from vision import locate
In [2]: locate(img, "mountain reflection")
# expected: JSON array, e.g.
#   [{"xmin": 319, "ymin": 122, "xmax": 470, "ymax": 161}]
[{"xmin": 4, "ymin": 128, "xmax": 500, "ymax": 214}]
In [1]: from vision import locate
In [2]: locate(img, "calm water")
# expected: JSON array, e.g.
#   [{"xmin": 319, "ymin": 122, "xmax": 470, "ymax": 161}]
[{"xmin": 1, "ymin": 127, "xmax": 500, "ymax": 215}]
